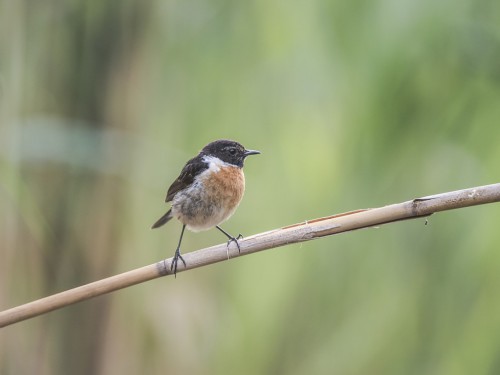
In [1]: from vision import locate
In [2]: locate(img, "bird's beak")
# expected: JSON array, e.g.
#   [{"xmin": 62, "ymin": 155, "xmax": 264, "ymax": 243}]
[{"xmin": 244, "ymin": 149, "xmax": 261, "ymax": 157}]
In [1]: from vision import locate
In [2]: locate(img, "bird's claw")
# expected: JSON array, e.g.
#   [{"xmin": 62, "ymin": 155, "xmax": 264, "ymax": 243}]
[
  {"xmin": 170, "ymin": 248, "xmax": 186, "ymax": 277},
  {"xmin": 226, "ymin": 233, "xmax": 243, "ymax": 254}
]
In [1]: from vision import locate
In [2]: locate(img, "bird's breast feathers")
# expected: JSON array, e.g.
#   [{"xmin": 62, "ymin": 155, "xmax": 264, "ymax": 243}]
[
  {"xmin": 170, "ymin": 156, "xmax": 245, "ymax": 231},
  {"xmin": 199, "ymin": 155, "xmax": 245, "ymax": 207}
]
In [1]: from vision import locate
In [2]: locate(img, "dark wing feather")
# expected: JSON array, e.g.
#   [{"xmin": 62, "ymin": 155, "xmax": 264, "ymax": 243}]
[{"xmin": 165, "ymin": 156, "xmax": 208, "ymax": 202}]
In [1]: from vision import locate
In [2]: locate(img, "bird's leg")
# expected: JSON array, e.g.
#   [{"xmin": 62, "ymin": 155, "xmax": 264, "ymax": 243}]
[
  {"xmin": 170, "ymin": 224, "xmax": 187, "ymax": 277},
  {"xmin": 216, "ymin": 225, "xmax": 243, "ymax": 257}
]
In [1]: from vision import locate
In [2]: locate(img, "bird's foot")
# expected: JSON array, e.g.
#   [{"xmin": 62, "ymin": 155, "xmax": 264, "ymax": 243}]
[
  {"xmin": 226, "ymin": 233, "xmax": 243, "ymax": 254},
  {"xmin": 170, "ymin": 247, "xmax": 186, "ymax": 278},
  {"xmin": 216, "ymin": 226, "xmax": 243, "ymax": 259}
]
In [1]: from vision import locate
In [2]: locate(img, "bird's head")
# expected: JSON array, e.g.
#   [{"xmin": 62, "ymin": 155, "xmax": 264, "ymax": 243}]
[{"xmin": 201, "ymin": 139, "xmax": 260, "ymax": 167}]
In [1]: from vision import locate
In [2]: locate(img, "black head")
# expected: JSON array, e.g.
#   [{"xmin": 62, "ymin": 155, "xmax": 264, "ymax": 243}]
[{"xmin": 201, "ymin": 139, "xmax": 260, "ymax": 167}]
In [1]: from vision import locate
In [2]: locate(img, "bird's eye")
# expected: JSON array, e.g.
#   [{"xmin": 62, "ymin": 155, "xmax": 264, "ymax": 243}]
[{"xmin": 228, "ymin": 148, "xmax": 237, "ymax": 155}]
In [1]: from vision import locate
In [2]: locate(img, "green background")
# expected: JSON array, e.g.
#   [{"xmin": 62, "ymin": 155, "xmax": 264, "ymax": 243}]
[{"xmin": 1, "ymin": 0, "xmax": 500, "ymax": 374}]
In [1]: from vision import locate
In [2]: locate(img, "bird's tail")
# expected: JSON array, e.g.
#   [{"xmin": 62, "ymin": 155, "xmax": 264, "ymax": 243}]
[{"xmin": 151, "ymin": 209, "xmax": 173, "ymax": 229}]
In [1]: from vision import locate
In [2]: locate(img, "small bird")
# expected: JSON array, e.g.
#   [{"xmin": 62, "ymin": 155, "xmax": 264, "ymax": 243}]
[{"xmin": 152, "ymin": 139, "xmax": 260, "ymax": 276}]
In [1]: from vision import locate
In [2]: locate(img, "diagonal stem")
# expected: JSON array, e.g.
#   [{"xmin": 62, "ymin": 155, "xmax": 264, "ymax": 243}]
[{"xmin": 1, "ymin": 182, "xmax": 500, "ymax": 328}]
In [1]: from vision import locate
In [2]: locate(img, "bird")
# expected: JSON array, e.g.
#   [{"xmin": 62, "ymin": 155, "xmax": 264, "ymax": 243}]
[{"xmin": 152, "ymin": 139, "xmax": 260, "ymax": 276}]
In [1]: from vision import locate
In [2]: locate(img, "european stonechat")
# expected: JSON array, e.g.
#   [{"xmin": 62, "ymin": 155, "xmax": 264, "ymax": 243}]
[{"xmin": 152, "ymin": 139, "xmax": 260, "ymax": 276}]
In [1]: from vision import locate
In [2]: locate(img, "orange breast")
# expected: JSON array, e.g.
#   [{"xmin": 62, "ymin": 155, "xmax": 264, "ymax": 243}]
[
  {"xmin": 204, "ymin": 165, "xmax": 245, "ymax": 210},
  {"xmin": 171, "ymin": 164, "xmax": 246, "ymax": 231}
]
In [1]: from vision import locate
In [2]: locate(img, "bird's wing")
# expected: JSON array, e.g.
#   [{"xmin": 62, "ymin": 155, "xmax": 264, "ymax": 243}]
[{"xmin": 165, "ymin": 157, "xmax": 209, "ymax": 202}]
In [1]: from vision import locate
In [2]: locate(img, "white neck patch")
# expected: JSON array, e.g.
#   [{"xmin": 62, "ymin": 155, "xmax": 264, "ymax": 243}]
[{"xmin": 202, "ymin": 155, "xmax": 230, "ymax": 172}]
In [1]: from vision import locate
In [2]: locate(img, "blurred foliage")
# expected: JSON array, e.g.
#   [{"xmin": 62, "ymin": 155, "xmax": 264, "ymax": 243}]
[{"xmin": 1, "ymin": 0, "xmax": 500, "ymax": 374}]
